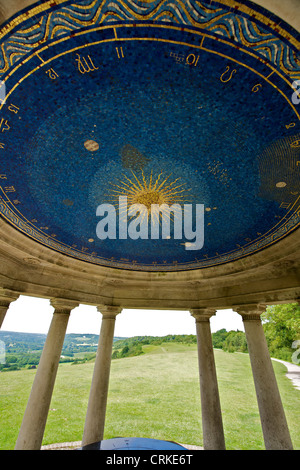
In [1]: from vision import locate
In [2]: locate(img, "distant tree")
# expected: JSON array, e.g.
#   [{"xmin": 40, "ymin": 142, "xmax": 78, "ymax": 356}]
[
  {"xmin": 6, "ymin": 355, "xmax": 18, "ymax": 364},
  {"xmin": 121, "ymin": 345, "xmax": 129, "ymax": 357},
  {"xmin": 222, "ymin": 331, "xmax": 247, "ymax": 353},
  {"xmin": 212, "ymin": 329, "xmax": 228, "ymax": 349},
  {"xmin": 262, "ymin": 303, "xmax": 300, "ymax": 361},
  {"xmin": 112, "ymin": 350, "xmax": 119, "ymax": 359}
]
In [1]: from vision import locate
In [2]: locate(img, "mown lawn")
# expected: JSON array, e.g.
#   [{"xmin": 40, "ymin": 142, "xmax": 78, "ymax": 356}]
[{"xmin": 0, "ymin": 345, "xmax": 299, "ymax": 450}]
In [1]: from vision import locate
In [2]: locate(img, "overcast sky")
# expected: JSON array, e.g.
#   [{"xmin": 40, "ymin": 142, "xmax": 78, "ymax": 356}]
[{"xmin": 1, "ymin": 295, "xmax": 244, "ymax": 336}]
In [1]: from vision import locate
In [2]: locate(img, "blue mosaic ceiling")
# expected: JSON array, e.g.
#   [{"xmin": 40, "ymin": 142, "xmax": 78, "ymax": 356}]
[{"xmin": 0, "ymin": 0, "xmax": 299, "ymax": 271}]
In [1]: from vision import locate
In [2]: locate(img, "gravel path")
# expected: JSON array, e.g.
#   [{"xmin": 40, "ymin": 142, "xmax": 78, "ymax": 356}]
[{"xmin": 271, "ymin": 358, "xmax": 300, "ymax": 391}]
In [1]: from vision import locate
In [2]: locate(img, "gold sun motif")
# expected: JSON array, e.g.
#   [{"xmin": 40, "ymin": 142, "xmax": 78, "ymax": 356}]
[{"xmin": 106, "ymin": 169, "xmax": 191, "ymax": 222}]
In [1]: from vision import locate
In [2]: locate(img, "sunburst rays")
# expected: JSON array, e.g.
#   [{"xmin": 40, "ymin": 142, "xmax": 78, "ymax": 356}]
[{"xmin": 105, "ymin": 169, "xmax": 191, "ymax": 224}]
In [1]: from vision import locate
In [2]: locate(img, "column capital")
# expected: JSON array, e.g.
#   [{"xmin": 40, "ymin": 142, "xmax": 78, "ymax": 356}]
[
  {"xmin": 0, "ymin": 288, "xmax": 19, "ymax": 307},
  {"xmin": 234, "ymin": 303, "xmax": 266, "ymax": 320},
  {"xmin": 97, "ymin": 305, "xmax": 122, "ymax": 319},
  {"xmin": 190, "ymin": 307, "xmax": 216, "ymax": 322},
  {"xmin": 50, "ymin": 298, "xmax": 79, "ymax": 314}
]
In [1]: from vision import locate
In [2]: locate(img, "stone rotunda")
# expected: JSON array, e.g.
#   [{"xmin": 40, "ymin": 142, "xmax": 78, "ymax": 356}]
[{"xmin": 0, "ymin": 0, "xmax": 299, "ymax": 450}]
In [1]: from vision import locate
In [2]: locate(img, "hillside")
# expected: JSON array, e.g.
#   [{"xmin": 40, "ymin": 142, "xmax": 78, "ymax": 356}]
[
  {"xmin": 0, "ymin": 330, "xmax": 247, "ymax": 371},
  {"xmin": 1, "ymin": 322, "xmax": 297, "ymax": 371},
  {"xmin": 0, "ymin": 331, "xmax": 125, "ymax": 371},
  {"xmin": 0, "ymin": 344, "xmax": 299, "ymax": 450}
]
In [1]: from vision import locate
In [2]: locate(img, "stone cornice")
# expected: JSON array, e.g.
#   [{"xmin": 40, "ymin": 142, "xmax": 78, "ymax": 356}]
[{"xmin": 0, "ymin": 288, "xmax": 19, "ymax": 307}]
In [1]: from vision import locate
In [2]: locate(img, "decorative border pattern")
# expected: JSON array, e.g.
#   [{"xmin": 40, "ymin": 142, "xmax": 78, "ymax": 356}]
[{"xmin": 0, "ymin": 0, "xmax": 299, "ymax": 79}]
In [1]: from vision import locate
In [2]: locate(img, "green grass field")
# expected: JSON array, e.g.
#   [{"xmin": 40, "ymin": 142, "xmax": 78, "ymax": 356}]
[{"xmin": 0, "ymin": 344, "xmax": 299, "ymax": 450}]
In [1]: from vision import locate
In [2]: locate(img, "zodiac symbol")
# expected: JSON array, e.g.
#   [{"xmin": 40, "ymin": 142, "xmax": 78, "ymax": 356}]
[
  {"xmin": 291, "ymin": 140, "xmax": 300, "ymax": 148},
  {"xmin": 0, "ymin": 118, "xmax": 10, "ymax": 132},
  {"xmin": 75, "ymin": 54, "xmax": 98, "ymax": 74},
  {"xmin": 4, "ymin": 186, "xmax": 15, "ymax": 193},
  {"xmin": 280, "ymin": 202, "xmax": 291, "ymax": 209},
  {"xmin": 220, "ymin": 65, "xmax": 237, "ymax": 83},
  {"xmin": 252, "ymin": 83, "xmax": 262, "ymax": 93},
  {"xmin": 285, "ymin": 122, "xmax": 295, "ymax": 129},
  {"xmin": 169, "ymin": 51, "xmax": 185, "ymax": 64}
]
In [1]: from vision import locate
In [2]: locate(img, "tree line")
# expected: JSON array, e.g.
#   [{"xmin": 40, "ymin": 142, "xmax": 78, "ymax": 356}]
[
  {"xmin": 0, "ymin": 332, "xmax": 99, "ymax": 371},
  {"xmin": 0, "ymin": 304, "xmax": 299, "ymax": 371},
  {"xmin": 111, "ymin": 304, "xmax": 300, "ymax": 362}
]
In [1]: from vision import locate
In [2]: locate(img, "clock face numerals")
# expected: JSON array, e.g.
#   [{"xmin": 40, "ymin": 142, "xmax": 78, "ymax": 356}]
[{"xmin": 0, "ymin": 1, "xmax": 300, "ymax": 271}]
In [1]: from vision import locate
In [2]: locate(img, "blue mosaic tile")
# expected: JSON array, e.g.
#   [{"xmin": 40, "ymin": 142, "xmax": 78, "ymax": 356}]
[{"xmin": 0, "ymin": 0, "xmax": 299, "ymax": 271}]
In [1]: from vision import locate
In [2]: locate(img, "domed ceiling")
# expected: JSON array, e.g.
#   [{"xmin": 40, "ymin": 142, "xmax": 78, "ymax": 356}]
[{"xmin": 0, "ymin": 0, "xmax": 299, "ymax": 271}]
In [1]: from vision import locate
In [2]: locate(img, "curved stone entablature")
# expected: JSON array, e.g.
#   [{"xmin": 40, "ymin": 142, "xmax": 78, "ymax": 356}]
[{"xmin": 0, "ymin": 0, "xmax": 299, "ymax": 271}]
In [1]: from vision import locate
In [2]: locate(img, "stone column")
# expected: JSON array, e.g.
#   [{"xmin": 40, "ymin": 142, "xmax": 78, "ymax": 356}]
[
  {"xmin": 15, "ymin": 299, "xmax": 79, "ymax": 450},
  {"xmin": 82, "ymin": 305, "xmax": 122, "ymax": 446},
  {"xmin": 190, "ymin": 308, "xmax": 226, "ymax": 450},
  {"xmin": 0, "ymin": 289, "xmax": 19, "ymax": 328},
  {"xmin": 235, "ymin": 304, "xmax": 293, "ymax": 450}
]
